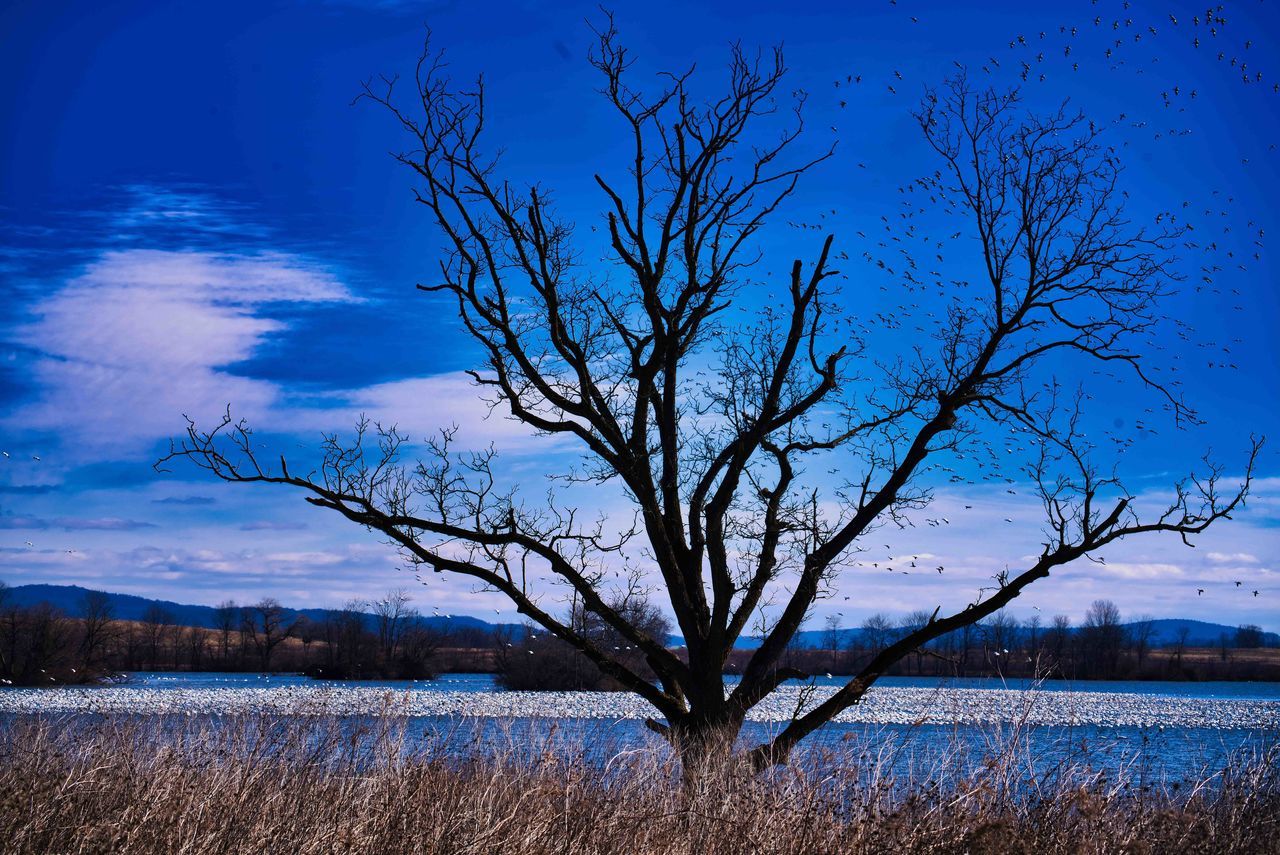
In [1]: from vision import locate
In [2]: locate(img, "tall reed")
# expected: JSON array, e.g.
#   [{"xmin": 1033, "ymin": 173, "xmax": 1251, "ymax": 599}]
[{"xmin": 1, "ymin": 708, "xmax": 1275, "ymax": 854}]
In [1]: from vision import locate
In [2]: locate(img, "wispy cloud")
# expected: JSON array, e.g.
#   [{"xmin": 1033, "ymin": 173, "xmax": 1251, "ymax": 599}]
[
  {"xmin": 56, "ymin": 517, "xmax": 158, "ymax": 531},
  {"xmin": 105, "ymin": 185, "xmax": 272, "ymax": 243},
  {"xmin": 1097, "ymin": 562, "xmax": 1186, "ymax": 580},
  {"xmin": 239, "ymin": 520, "xmax": 309, "ymax": 531},
  {"xmin": 1, "ymin": 186, "xmax": 555, "ymax": 467},
  {"xmin": 0, "ymin": 514, "xmax": 155, "ymax": 531},
  {"xmin": 0, "ymin": 514, "xmax": 48, "ymax": 530},
  {"xmin": 292, "ymin": 372, "xmax": 558, "ymax": 452},
  {"xmin": 4, "ymin": 190, "xmax": 358, "ymax": 457},
  {"xmin": 1207, "ymin": 552, "xmax": 1260, "ymax": 565}
]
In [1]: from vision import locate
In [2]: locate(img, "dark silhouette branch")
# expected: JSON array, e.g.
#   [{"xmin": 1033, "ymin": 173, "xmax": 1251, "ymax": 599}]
[{"xmin": 161, "ymin": 29, "xmax": 1261, "ymax": 771}]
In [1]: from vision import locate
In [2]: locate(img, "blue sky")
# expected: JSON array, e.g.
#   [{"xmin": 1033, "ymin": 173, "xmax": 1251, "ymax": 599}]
[{"xmin": 1, "ymin": 0, "xmax": 1277, "ymax": 629}]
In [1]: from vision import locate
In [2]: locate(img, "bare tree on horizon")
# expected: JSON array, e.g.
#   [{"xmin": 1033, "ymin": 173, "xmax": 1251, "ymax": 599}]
[
  {"xmin": 241, "ymin": 598, "xmax": 296, "ymax": 671},
  {"xmin": 160, "ymin": 22, "xmax": 1260, "ymax": 773}
]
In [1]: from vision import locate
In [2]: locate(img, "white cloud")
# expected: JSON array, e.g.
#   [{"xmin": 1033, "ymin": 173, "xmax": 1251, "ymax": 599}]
[
  {"xmin": 289, "ymin": 372, "xmax": 558, "ymax": 451},
  {"xmin": 7, "ymin": 248, "xmax": 355, "ymax": 455},
  {"xmin": 5, "ymin": 196, "xmax": 557, "ymax": 464},
  {"xmin": 1097, "ymin": 562, "xmax": 1185, "ymax": 580},
  {"xmin": 1207, "ymin": 552, "xmax": 1260, "ymax": 564}
]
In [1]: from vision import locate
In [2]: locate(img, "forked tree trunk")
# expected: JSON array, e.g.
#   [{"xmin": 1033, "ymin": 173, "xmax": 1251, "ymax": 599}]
[{"xmin": 159, "ymin": 25, "xmax": 1260, "ymax": 781}]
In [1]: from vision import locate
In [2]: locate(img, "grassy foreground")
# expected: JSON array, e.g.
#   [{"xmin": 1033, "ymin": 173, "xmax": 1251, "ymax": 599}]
[{"xmin": 1, "ymin": 713, "xmax": 1277, "ymax": 854}]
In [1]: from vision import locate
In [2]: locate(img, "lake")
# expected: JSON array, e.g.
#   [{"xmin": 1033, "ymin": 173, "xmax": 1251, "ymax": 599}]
[
  {"xmin": 87, "ymin": 671, "xmax": 1280, "ymax": 699},
  {"xmin": 3, "ymin": 672, "xmax": 1276, "ymax": 783}
]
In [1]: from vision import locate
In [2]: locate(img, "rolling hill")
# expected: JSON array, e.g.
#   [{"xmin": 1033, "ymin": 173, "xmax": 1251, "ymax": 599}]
[
  {"xmin": 3, "ymin": 584, "xmax": 1274, "ymax": 649},
  {"xmin": 2, "ymin": 583, "xmax": 521, "ymax": 637}
]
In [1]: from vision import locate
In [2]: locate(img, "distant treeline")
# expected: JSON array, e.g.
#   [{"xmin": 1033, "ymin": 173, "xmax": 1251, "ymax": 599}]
[
  {"xmin": 1, "ymin": 582, "xmax": 1275, "ymax": 686},
  {"xmin": 510, "ymin": 598, "xmax": 1280, "ymax": 689},
  {"xmin": 0, "ymin": 582, "xmax": 491, "ymax": 686},
  {"xmin": 770, "ymin": 600, "xmax": 1279, "ymax": 683}
]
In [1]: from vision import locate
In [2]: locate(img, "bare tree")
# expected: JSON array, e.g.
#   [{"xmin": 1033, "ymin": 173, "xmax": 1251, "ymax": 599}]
[
  {"xmin": 371, "ymin": 588, "xmax": 415, "ymax": 664},
  {"xmin": 902, "ymin": 610, "xmax": 936, "ymax": 675},
  {"xmin": 78, "ymin": 589, "xmax": 116, "ymax": 668},
  {"xmin": 322, "ymin": 599, "xmax": 371, "ymax": 676},
  {"xmin": 160, "ymin": 26, "xmax": 1259, "ymax": 772},
  {"xmin": 1128, "ymin": 615, "xmax": 1156, "ymax": 673},
  {"xmin": 140, "ymin": 604, "xmax": 174, "ymax": 671},
  {"xmin": 1235, "ymin": 624, "xmax": 1264, "ymax": 649},
  {"xmin": 213, "ymin": 600, "xmax": 240, "ymax": 666},
  {"xmin": 859, "ymin": 614, "xmax": 898, "ymax": 657},
  {"xmin": 120, "ymin": 623, "xmax": 145, "ymax": 671},
  {"xmin": 1046, "ymin": 614, "xmax": 1072, "ymax": 668},
  {"xmin": 1081, "ymin": 599, "xmax": 1124, "ymax": 678},
  {"xmin": 295, "ymin": 615, "xmax": 318, "ymax": 659},
  {"xmin": 242, "ymin": 598, "xmax": 296, "ymax": 671},
  {"xmin": 821, "ymin": 614, "xmax": 843, "ymax": 673},
  {"xmin": 1172, "ymin": 625, "xmax": 1192, "ymax": 674},
  {"xmin": 178, "ymin": 624, "xmax": 206, "ymax": 670},
  {"xmin": 395, "ymin": 620, "xmax": 442, "ymax": 679},
  {"xmin": 1024, "ymin": 614, "xmax": 1042, "ymax": 656},
  {"xmin": 1217, "ymin": 631, "xmax": 1233, "ymax": 663},
  {"xmin": 983, "ymin": 610, "xmax": 1020, "ymax": 674},
  {"xmin": 0, "ymin": 602, "xmax": 74, "ymax": 684},
  {"xmin": 0, "ymin": 582, "xmax": 14, "ymax": 679}
]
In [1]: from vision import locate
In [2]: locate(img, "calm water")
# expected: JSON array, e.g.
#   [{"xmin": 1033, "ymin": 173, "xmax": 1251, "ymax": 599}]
[
  {"xmin": 106, "ymin": 670, "xmax": 1280, "ymax": 701},
  {"xmin": 6, "ymin": 672, "xmax": 1275, "ymax": 783}
]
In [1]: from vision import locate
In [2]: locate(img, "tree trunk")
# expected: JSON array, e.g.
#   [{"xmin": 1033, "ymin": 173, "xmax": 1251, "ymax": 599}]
[{"xmin": 667, "ymin": 711, "xmax": 746, "ymax": 793}]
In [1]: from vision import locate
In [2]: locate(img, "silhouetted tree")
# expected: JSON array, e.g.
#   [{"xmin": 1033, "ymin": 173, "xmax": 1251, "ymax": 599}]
[
  {"xmin": 372, "ymin": 588, "xmax": 415, "ymax": 664},
  {"xmin": 1235, "ymin": 624, "xmax": 1264, "ymax": 649},
  {"xmin": 213, "ymin": 600, "xmax": 240, "ymax": 667},
  {"xmin": 1046, "ymin": 615, "xmax": 1072, "ymax": 673},
  {"xmin": 0, "ymin": 601, "xmax": 74, "ymax": 685},
  {"xmin": 859, "ymin": 614, "xmax": 897, "ymax": 657},
  {"xmin": 78, "ymin": 590, "xmax": 116, "ymax": 669},
  {"xmin": 902, "ymin": 610, "xmax": 935, "ymax": 674},
  {"xmin": 394, "ymin": 620, "xmax": 442, "ymax": 679},
  {"xmin": 1128, "ymin": 615, "xmax": 1156, "ymax": 673},
  {"xmin": 1024, "ymin": 615, "xmax": 1042, "ymax": 660},
  {"xmin": 162, "ymin": 24, "xmax": 1260, "ymax": 772},
  {"xmin": 141, "ymin": 604, "xmax": 175, "ymax": 670},
  {"xmin": 242, "ymin": 598, "xmax": 295, "ymax": 670},
  {"xmin": 1081, "ymin": 599, "xmax": 1124, "ymax": 677},
  {"xmin": 1218, "ymin": 632, "xmax": 1233, "ymax": 663},
  {"xmin": 984, "ymin": 611, "xmax": 1019, "ymax": 654},
  {"xmin": 821, "ymin": 614, "xmax": 843, "ymax": 672},
  {"xmin": 1172, "ymin": 626, "xmax": 1192, "ymax": 675},
  {"xmin": 178, "ymin": 624, "xmax": 205, "ymax": 670}
]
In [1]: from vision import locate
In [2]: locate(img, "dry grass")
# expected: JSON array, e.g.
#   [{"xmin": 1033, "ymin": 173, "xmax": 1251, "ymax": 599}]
[{"xmin": 0, "ymin": 709, "xmax": 1276, "ymax": 855}]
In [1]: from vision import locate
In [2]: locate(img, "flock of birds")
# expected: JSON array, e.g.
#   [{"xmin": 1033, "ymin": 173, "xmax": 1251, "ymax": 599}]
[
  {"xmin": 4, "ymin": 678, "xmax": 1277, "ymax": 729},
  {"xmin": 776, "ymin": 0, "xmax": 1276, "ymax": 613},
  {"xmin": 2, "ymin": 451, "xmax": 77, "ymax": 557}
]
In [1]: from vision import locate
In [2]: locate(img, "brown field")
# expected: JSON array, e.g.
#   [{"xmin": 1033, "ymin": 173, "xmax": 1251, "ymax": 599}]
[{"xmin": 1148, "ymin": 646, "xmax": 1280, "ymax": 668}]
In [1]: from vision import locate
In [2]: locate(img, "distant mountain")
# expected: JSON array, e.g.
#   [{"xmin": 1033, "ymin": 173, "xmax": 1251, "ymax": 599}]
[
  {"xmin": 738, "ymin": 619, "xmax": 1277, "ymax": 650},
  {"xmin": 2, "ymin": 583, "xmax": 523, "ymax": 637},
  {"xmin": 1132, "ymin": 618, "xmax": 1278, "ymax": 647},
  {"xmin": 4, "ymin": 584, "xmax": 1273, "ymax": 649}
]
